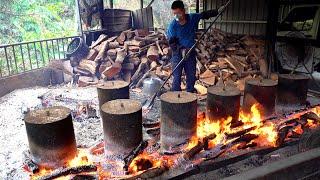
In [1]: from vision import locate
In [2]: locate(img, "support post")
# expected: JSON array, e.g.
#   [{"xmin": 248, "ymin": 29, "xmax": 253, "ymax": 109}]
[{"xmin": 265, "ymin": 0, "xmax": 280, "ymax": 75}]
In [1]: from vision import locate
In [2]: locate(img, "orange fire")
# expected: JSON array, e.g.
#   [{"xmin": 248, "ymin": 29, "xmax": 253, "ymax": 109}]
[
  {"xmin": 188, "ymin": 103, "xmax": 279, "ymax": 151},
  {"xmin": 128, "ymin": 152, "xmax": 161, "ymax": 174},
  {"xmin": 31, "ymin": 149, "xmax": 93, "ymax": 180}
]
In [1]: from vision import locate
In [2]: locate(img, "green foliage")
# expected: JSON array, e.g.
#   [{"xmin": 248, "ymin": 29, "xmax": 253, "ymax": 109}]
[{"xmin": 0, "ymin": 0, "xmax": 78, "ymax": 44}]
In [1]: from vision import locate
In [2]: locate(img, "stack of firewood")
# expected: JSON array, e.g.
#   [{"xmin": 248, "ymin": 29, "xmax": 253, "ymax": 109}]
[
  {"xmin": 194, "ymin": 28, "xmax": 267, "ymax": 95},
  {"xmin": 62, "ymin": 28, "xmax": 266, "ymax": 95},
  {"xmin": 71, "ymin": 29, "xmax": 171, "ymax": 87}
]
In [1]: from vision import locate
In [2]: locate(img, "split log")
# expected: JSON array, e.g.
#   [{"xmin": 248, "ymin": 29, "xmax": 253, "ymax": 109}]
[
  {"xmin": 128, "ymin": 46, "xmax": 140, "ymax": 53},
  {"xmin": 156, "ymin": 41, "xmax": 164, "ymax": 56},
  {"xmin": 78, "ymin": 76, "xmax": 98, "ymax": 87},
  {"xmin": 183, "ymin": 133, "xmax": 216, "ymax": 159},
  {"xmin": 134, "ymin": 61, "xmax": 158, "ymax": 88},
  {"xmin": 301, "ymin": 112, "xmax": 320, "ymax": 122},
  {"xmin": 237, "ymin": 142, "xmax": 257, "ymax": 149},
  {"xmin": 38, "ymin": 165, "xmax": 97, "ymax": 180},
  {"xmin": 99, "ymin": 61, "xmax": 112, "ymax": 75},
  {"xmin": 79, "ymin": 60, "xmax": 97, "ymax": 75},
  {"xmin": 115, "ymin": 49, "xmax": 127, "ymax": 64},
  {"xmin": 126, "ymin": 30, "xmax": 135, "ymax": 39},
  {"xmin": 123, "ymin": 141, "xmax": 148, "ymax": 171},
  {"xmin": 117, "ymin": 31, "xmax": 127, "ymax": 45},
  {"xmin": 86, "ymin": 49, "xmax": 99, "ymax": 61},
  {"xmin": 147, "ymin": 45, "xmax": 159, "ymax": 62},
  {"xmin": 226, "ymin": 126, "xmax": 257, "ymax": 139},
  {"xmin": 101, "ymin": 62, "xmax": 122, "ymax": 79},
  {"xmin": 134, "ymin": 36, "xmax": 158, "ymax": 44},
  {"xmin": 125, "ymin": 40, "xmax": 145, "ymax": 47},
  {"xmin": 90, "ymin": 34, "xmax": 108, "ymax": 48},
  {"xmin": 74, "ymin": 67, "xmax": 91, "ymax": 76},
  {"xmin": 107, "ymin": 36, "xmax": 118, "ymax": 42},
  {"xmin": 131, "ymin": 57, "xmax": 149, "ymax": 82},
  {"xmin": 107, "ymin": 48, "xmax": 117, "ymax": 56},
  {"xmin": 94, "ymin": 41, "xmax": 109, "ymax": 62},
  {"xmin": 108, "ymin": 41, "xmax": 120, "ymax": 49},
  {"xmin": 232, "ymin": 133, "xmax": 259, "ymax": 144},
  {"xmin": 134, "ymin": 29, "xmax": 150, "ymax": 37}
]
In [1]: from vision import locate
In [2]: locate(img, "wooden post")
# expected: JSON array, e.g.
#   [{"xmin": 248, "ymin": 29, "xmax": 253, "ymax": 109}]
[{"xmin": 265, "ymin": 0, "xmax": 280, "ymax": 74}]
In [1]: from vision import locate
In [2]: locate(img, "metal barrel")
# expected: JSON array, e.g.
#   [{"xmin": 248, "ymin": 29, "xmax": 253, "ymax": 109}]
[
  {"xmin": 277, "ymin": 74, "xmax": 309, "ymax": 112},
  {"xmin": 24, "ymin": 106, "xmax": 77, "ymax": 168},
  {"xmin": 207, "ymin": 86, "xmax": 241, "ymax": 123},
  {"xmin": 243, "ymin": 79, "xmax": 278, "ymax": 117},
  {"xmin": 97, "ymin": 80, "xmax": 129, "ymax": 109},
  {"xmin": 160, "ymin": 91, "xmax": 197, "ymax": 153},
  {"xmin": 101, "ymin": 99, "xmax": 142, "ymax": 158}
]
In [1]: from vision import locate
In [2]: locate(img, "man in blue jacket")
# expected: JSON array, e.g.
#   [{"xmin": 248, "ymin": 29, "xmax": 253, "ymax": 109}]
[{"xmin": 167, "ymin": 0, "xmax": 223, "ymax": 92}]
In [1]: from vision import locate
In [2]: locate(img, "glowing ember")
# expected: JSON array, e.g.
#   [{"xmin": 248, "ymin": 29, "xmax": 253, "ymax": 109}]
[
  {"xmin": 190, "ymin": 103, "xmax": 279, "ymax": 150},
  {"xmin": 128, "ymin": 152, "xmax": 161, "ymax": 174},
  {"xmin": 30, "ymin": 149, "xmax": 93, "ymax": 180},
  {"xmin": 293, "ymin": 124, "xmax": 304, "ymax": 135}
]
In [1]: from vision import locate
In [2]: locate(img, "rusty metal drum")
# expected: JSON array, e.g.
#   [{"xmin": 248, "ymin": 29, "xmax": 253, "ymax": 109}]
[
  {"xmin": 160, "ymin": 91, "xmax": 197, "ymax": 153},
  {"xmin": 24, "ymin": 106, "xmax": 77, "ymax": 168}
]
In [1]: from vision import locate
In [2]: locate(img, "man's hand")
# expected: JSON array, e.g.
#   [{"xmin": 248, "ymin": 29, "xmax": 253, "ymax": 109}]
[{"xmin": 169, "ymin": 37, "xmax": 180, "ymax": 51}]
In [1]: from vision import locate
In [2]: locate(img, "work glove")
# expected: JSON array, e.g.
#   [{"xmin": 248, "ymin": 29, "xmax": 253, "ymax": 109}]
[
  {"xmin": 201, "ymin": 10, "xmax": 219, "ymax": 20},
  {"xmin": 169, "ymin": 37, "xmax": 180, "ymax": 51}
]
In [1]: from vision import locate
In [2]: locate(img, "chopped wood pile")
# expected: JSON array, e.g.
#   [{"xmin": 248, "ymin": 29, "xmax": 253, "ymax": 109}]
[
  {"xmin": 61, "ymin": 28, "xmax": 266, "ymax": 94},
  {"xmin": 68, "ymin": 28, "xmax": 171, "ymax": 88},
  {"xmin": 194, "ymin": 28, "xmax": 266, "ymax": 94}
]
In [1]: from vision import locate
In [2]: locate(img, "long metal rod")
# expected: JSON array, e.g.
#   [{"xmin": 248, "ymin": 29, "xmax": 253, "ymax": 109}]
[{"xmin": 144, "ymin": 0, "xmax": 232, "ymax": 109}]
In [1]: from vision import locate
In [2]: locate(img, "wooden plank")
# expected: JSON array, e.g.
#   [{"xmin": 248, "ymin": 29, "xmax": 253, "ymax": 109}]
[{"xmin": 146, "ymin": 7, "xmax": 154, "ymax": 30}]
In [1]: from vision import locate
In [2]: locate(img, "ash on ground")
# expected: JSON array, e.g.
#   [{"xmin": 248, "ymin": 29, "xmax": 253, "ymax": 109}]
[{"xmin": 0, "ymin": 85, "xmax": 160, "ymax": 179}]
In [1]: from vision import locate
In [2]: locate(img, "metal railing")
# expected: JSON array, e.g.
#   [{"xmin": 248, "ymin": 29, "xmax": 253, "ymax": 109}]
[{"xmin": 0, "ymin": 36, "xmax": 80, "ymax": 77}]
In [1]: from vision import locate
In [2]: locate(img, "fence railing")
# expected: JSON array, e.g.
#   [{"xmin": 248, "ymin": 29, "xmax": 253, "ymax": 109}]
[{"xmin": 0, "ymin": 36, "xmax": 80, "ymax": 77}]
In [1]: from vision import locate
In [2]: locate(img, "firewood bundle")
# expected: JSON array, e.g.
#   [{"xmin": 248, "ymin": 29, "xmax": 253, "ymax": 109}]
[
  {"xmin": 194, "ymin": 28, "xmax": 266, "ymax": 94},
  {"xmin": 71, "ymin": 29, "xmax": 171, "ymax": 87}
]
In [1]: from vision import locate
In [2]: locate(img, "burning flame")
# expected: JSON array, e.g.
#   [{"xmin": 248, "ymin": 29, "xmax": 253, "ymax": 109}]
[
  {"xmin": 128, "ymin": 152, "xmax": 161, "ymax": 174},
  {"xmin": 30, "ymin": 149, "xmax": 93, "ymax": 180},
  {"xmin": 188, "ymin": 103, "xmax": 279, "ymax": 151}
]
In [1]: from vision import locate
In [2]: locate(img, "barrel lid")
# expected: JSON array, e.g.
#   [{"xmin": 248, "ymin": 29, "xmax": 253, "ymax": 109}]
[
  {"xmin": 246, "ymin": 78, "xmax": 277, "ymax": 87},
  {"xmin": 208, "ymin": 86, "xmax": 241, "ymax": 96},
  {"xmin": 24, "ymin": 106, "xmax": 71, "ymax": 124},
  {"xmin": 101, "ymin": 99, "xmax": 141, "ymax": 115},
  {"xmin": 278, "ymin": 74, "xmax": 309, "ymax": 80},
  {"xmin": 160, "ymin": 91, "xmax": 197, "ymax": 104},
  {"xmin": 97, "ymin": 80, "xmax": 129, "ymax": 90}
]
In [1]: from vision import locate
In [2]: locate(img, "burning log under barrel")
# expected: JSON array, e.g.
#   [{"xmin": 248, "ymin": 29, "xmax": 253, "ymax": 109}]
[
  {"xmin": 97, "ymin": 80, "xmax": 129, "ymax": 109},
  {"xmin": 207, "ymin": 86, "xmax": 241, "ymax": 124},
  {"xmin": 160, "ymin": 92, "xmax": 198, "ymax": 153},
  {"xmin": 276, "ymin": 74, "xmax": 309, "ymax": 111},
  {"xmin": 243, "ymin": 79, "xmax": 277, "ymax": 117},
  {"xmin": 24, "ymin": 106, "xmax": 77, "ymax": 168},
  {"xmin": 101, "ymin": 99, "xmax": 142, "ymax": 157}
]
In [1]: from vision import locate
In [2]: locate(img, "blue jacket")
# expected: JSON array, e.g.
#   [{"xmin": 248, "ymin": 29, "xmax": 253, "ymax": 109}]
[{"xmin": 167, "ymin": 13, "xmax": 202, "ymax": 49}]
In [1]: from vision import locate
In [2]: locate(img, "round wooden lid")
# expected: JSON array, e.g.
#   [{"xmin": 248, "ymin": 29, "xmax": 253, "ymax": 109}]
[
  {"xmin": 278, "ymin": 74, "xmax": 309, "ymax": 80},
  {"xmin": 160, "ymin": 91, "xmax": 197, "ymax": 104},
  {"xmin": 24, "ymin": 106, "xmax": 71, "ymax": 124},
  {"xmin": 208, "ymin": 86, "xmax": 241, "ymax": 96},
  {"xmin": 246, "ymin": 78, "xmax": 277, "ymax": 87},
  {"xmin": 101, "ymin": 99, "xmax": 141, "ymax": 115},
  {"xmin": 97, "ymin": 80, "xmax": 129, "ymax": 90}
]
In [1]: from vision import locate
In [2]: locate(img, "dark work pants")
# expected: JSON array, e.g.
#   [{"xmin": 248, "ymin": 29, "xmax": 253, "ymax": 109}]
[{"xmin": 171, "ymin": 50, "xmax": 196, "ymax": 92}]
